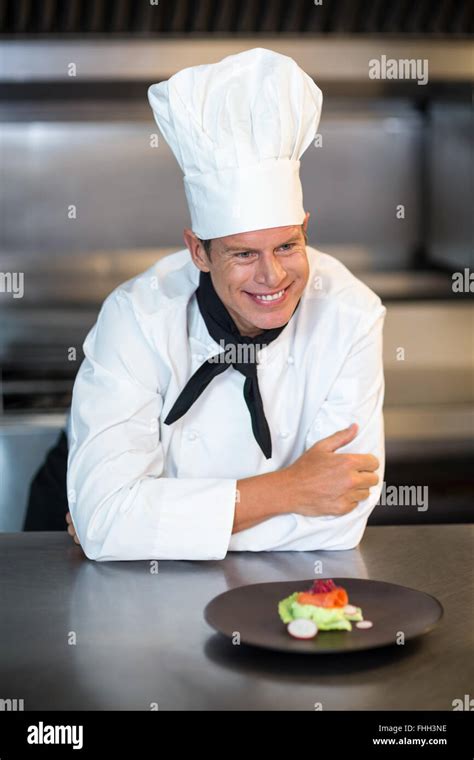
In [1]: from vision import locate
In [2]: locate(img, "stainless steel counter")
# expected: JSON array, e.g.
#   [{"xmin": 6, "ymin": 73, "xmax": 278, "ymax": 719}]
[{"xmin": 0, "ymin": 525, "xmax": 472, "ymax": 710}]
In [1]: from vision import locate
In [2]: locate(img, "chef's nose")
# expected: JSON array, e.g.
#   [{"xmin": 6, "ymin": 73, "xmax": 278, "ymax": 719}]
[{"xmin": 254, "ymin": 252, "xmax": 287, "ymax": 288}]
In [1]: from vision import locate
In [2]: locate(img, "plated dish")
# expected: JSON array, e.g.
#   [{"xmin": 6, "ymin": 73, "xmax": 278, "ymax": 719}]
[
  {"xmin": 204, "ymin": 577, "xmax": 443, "ymax": 654},
  {"xmin": 279, "ymin": 578, "xmax": 372, "ymax": 639}
]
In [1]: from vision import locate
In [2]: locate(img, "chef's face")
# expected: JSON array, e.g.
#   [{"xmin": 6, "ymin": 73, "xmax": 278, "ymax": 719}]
[{"xmin": 185, "ymin": 213, "xmax": 310, "ymax": 337}]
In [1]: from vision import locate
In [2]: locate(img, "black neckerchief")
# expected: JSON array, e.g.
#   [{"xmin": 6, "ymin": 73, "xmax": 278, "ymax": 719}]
[{"xmin": 164, "ymin": 270, "xmax": 299, "ymax": 459}]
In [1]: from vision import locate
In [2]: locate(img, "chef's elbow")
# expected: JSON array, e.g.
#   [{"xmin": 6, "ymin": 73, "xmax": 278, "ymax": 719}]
[
  {"xmin": 326, "ymin": 507, "xmax": 373, "ymax": 552},
  {"xmin": 326, "ymin": 526, "xmax": 366, "ymax": 552},
  {"xmin": 79, "ymin": 535, "xmax": 105, "ymax": 562},
  {"xmin": 68, "ymin": 499, "xmax": 107, "ymax": 561},
  {"xmin": 341, "ymin": 499, "xmax": 378, "ymax": 550},
  {"xmin": 334, "ymin": 533, "xmax": 364, "ymax": 552},
  {"xmin": 73, "ymin": 518, "xmax": 105, "ymax": 561}
]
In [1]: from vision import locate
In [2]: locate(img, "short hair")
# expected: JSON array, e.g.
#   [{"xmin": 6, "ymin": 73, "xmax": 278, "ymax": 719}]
[
  {"xmin": 198, "ymin": 238, "xmax": 213, "ymax": 259},
  {"xmin": 198, "ymin": 224, "xmax": 308, "ymax": 260}
]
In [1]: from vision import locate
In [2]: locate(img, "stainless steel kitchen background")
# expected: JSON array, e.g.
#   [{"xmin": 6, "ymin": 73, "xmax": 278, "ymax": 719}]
[{"xmin": 0, "ymin": 0, "xmax": 473, "ymax": 531}]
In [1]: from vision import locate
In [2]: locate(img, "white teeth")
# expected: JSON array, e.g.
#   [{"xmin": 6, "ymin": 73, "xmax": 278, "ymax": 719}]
[{"xmin": 254, "ymin": 289, "xmax": 285, "ymax": 302}]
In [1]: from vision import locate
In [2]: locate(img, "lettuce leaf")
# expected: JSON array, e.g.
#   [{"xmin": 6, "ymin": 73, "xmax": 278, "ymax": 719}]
[
  {"xmin": 278, "ymin": 593, "xmax": 364, "ymax": 631},
  {"xmin": 278, "ymin": 592, "xmax": 300, "ymax": 624},
  {"xmin": 290, "ymin": 602, "xmax": 352, "ymax": 631}
]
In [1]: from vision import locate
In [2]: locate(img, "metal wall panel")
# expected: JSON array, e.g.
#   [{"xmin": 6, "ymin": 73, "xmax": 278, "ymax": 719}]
[{"xmin": 1, "ymin": 103, "xmax": 422, "ymax": 270}]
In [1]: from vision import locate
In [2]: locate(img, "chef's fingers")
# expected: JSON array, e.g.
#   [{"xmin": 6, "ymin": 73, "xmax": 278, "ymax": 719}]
[
  {"xmin": 350, "ymin": 453, "xmax": 379, "ymax": 472},
  {"xmin": 66, "ymin": 521, "xmax": 81, "ymax": 547},
  {"xmin": 313, "ymin": 423, "xmax": 358, "ymax": 453},
  {"xmin": 352, "ymin": 470, "xmax": 379, "ymax": 488},
  {"xmin": 65, "ymin": 511, "xmax": 71, "ymax": 525},
  {"xmin": 348, "ymin": 488, "xmax": 371, "ymax": 503}
]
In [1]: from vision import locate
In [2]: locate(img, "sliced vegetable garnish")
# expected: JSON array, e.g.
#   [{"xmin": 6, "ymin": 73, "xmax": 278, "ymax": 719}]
[
  {"xmin": 343, "ymin": 604, "xmax": 358, "ymax": 616},
  {"xmin": 356, "ymin": 620, "xmax": 373, "ymax": 629},
  {"xmin": 287, "ymin": 619, "xmax": 318, "ymax": 640}
]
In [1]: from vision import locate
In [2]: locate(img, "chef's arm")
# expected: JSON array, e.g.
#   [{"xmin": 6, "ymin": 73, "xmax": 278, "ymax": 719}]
[
  {"xmin": 67, "ymin": 290, "xmax": 237, "ymax": 562},
  {"xmin": 228, "ymin": 304, "xmax": 386, "ymax": 552},
  {"xmin": 233, "ymin": 424, "xmax": 372, "ymax": 532},
  {"xmin": 233, "ymin": 469, "xmax": 294, "ymax": 533}
]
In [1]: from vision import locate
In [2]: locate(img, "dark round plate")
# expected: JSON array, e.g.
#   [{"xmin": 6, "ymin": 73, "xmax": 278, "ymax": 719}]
[{"xmin": 204, "ymin": 577, "xmax": 444, "ymax": 654}]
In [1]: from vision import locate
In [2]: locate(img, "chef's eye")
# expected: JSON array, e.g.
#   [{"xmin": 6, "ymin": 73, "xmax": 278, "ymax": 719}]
[
  {"xmin": 278, "ymin": 243, "xmax": 295, "ymax": 252},
  {"xmin": 235, "ymin": 251, "xmax": 256, "ymax": 259}
]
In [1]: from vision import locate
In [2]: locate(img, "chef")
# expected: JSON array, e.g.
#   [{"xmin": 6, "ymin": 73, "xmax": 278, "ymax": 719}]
[{"xmin": 66, "ymin": 48, "xmax": 386, "ymax": 561}]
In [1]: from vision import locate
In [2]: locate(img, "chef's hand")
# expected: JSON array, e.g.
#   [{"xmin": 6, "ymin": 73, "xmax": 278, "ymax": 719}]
[
  {"xmin": 234, "ymin": 422, "xmax": 380, "ymax": 533},
  {"xmin": 65, "ymin": 511, "xmax": 82, "ymax": 547},
  {"xmin": 289, "ymin": 423, "xmax": 379, "ymax": 517}
]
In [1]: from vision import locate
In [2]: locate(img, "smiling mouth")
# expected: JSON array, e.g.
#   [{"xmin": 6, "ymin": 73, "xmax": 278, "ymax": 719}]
[{"xmin": 245, "ymin": 284, "xmax": 292, "ymax": 305}]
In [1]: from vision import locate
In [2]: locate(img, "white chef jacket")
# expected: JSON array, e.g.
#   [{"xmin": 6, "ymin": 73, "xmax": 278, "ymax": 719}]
[{"xmin": 67, "ymin": 246, "xmax": 386, "ymax": 561}]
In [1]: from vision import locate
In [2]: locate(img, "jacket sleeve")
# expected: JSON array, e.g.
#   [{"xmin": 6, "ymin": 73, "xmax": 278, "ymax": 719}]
[
  {"xmin": 228, "ymin": 301, "xmax": 387, "ymax": 553},
  {"xmin": 67, "ymin": 290, "xmax": 237, "ymax": 561}
]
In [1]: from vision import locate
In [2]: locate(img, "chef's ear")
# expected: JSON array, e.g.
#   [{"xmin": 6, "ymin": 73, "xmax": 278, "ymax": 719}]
[
  {"xmin": 183, "ymin": 228, "xmax": 211, "ymax": 272},
  {"xmin": 303, "ymin": 210, "xmax": 310, "ymax": 232}
]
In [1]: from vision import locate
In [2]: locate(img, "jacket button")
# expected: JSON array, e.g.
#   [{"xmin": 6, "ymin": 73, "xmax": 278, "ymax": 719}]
[
  {"xmin": 280, "ymin": 430, "xmax": 290, "ymax": 438},
  {"xmin": 187, "ymin": 430, "xmax": 198, "ymax": 441},
  {"xmin": 287, "ymin": 355, "xmax": 294, "ymax": 364}
]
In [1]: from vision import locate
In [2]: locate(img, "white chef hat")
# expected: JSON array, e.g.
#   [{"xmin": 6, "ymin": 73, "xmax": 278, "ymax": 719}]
[{"xmin": 147, "ymin": 47, "xmax": 323, "ymax": 240}]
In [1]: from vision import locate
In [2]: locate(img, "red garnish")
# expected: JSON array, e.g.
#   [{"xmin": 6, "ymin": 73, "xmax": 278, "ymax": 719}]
[{"xmin": 309, "ymin": 579, "xmax": 337, "ymax": 594}]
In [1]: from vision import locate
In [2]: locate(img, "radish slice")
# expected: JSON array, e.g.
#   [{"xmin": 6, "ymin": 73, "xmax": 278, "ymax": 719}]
[
  {"xmin": 343, "ymin": 604, "xmax": 358, "ymax": 616},
  {"xmin": 356, "ymin": 620, "xmax": 373, "ymax": 629},
  {"xmin": 287, "ymin": 619, "xmax": 318, "ymax": 639}
]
